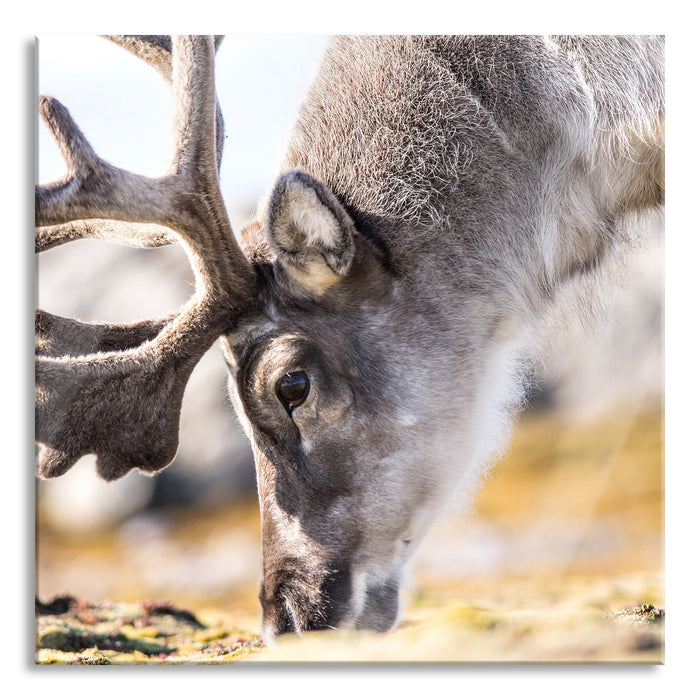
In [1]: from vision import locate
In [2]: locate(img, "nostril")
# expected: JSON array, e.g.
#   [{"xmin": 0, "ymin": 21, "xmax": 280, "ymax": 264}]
[
  {"xmin": 260, "ymin": 584, "xmax": 300, "ymax": 638},
  {"xmin": 282, "ymin": 596, "xmax": 300, "ymax": 634},
  {"xmin": 265, "ymin": 591, "xmax": 302, "ymax": 638}
]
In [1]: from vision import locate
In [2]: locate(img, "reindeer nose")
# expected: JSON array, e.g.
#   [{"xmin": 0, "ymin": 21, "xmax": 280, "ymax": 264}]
[
  {"xmin": 273, "ymin": 594, "xmax": 300, "ymax": 636},
  {"xmin": 259, "ymin": 562, "xmax": 353, "ymax": 638}
]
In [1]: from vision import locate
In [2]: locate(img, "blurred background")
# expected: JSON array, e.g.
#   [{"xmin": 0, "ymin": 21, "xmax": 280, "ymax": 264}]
[{"xmin": 35, "ymin": 36, "xmax": 663, "ymax": 630}]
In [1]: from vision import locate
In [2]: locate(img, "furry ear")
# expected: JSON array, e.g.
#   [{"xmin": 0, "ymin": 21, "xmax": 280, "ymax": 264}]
[{"xmin": 265, "ymin": 170, "xmax": 358, "ymax": 290}]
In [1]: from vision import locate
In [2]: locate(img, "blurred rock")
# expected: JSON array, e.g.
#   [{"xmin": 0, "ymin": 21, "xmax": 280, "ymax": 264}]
[{"xmin": 39, "ymin": 456, "xmax": 156, "ymax": 534}]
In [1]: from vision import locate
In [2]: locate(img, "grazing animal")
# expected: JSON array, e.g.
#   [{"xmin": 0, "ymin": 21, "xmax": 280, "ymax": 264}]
[{"xmin": 35, "ymin": 35, "xmax": 664, "ymax": 641}]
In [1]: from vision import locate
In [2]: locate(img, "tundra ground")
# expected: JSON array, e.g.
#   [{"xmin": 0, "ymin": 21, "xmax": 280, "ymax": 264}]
[{"xmin": 35, "ymin": 404, "xmax": 663, "ymax": 664}]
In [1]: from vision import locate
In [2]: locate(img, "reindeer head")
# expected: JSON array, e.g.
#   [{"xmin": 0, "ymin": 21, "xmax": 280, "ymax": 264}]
[
  {"xmin": 219, "ymin": 169, "xmax": 482, "ymax": 637},
  {"xmin": 35, "ymin": 36, "xmax": 488, "ymax": 640}
]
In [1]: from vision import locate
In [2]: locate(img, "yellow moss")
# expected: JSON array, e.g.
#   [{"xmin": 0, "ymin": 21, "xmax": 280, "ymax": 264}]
[
  {"xmin": 439, "ymin": 603, "xmax": 497, "ymax": 630},
  {"xmin": 35, "ymin": 649, "xmax": 75, "ymax": 664},
  {"xmin": 192, "ymin": 628, "xmax": 229, "ymax": 643}
]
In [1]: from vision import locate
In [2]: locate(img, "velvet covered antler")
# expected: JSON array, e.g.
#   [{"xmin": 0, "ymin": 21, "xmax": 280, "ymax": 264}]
[{"xmin": 35, "ymin": 35, "xmax": 258, "ymax": 481}]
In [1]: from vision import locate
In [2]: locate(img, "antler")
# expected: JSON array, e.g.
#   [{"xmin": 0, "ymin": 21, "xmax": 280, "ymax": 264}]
[{"xmin": 35, "ymin": 35, "xmax": 258, "ymax": 481}]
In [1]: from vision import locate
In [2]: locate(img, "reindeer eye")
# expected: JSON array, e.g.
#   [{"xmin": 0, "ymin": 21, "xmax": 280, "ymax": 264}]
[{"xmin": 276, "ymin": 371, "xmax": 310, "ymax": 413}]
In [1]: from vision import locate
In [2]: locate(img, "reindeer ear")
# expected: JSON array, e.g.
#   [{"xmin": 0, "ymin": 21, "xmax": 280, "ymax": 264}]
[{"xmin": 265, "ymin": 170, "xmax": 357, "ymax": 290}]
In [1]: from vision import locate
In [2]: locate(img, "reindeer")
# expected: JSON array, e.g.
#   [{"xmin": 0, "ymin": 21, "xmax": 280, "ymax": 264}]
[{"xmin": 35, "ymin": 35, "xmax": 664, "ymax": 641}]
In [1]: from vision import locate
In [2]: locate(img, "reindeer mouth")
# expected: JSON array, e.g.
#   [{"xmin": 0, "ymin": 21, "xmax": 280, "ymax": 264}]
[
  {"xmin": 353, "ymin": 578, "xmax": 401, "ymax": 633},
  {"xmin": 260, "ymin": 563, "xmax": 353, "ymax": 640},
  {"xmin": 260, "ymin": 564, "xmax": 401, "ymax": 641}
]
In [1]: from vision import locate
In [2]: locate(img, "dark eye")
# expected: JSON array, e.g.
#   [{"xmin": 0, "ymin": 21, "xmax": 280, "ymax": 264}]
[{"xmin": 275, "ymin": 371, "xmax": 310, "ymax": 413}]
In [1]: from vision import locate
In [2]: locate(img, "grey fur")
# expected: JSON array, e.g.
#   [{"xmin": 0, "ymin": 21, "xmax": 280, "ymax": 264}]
[
  {"xmin": 228, "ymin": 35, "xmax": 664, "ymax": 640},
  {"xmin": 35, "ymin": 35, "xmax": 664, "ymax": 640}
]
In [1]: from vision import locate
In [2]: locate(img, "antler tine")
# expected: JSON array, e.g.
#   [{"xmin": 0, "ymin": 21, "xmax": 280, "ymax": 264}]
[
  {"xmin": 35, "ymin": 35, "xmax": 226, "ymax": 252},
  {"xmin": 34, "ymin": 96, "xmax": 177, "ymax": 253},
  {"xmin": 104, "ymin": 36, "xmax": 225, "ymax": 83},
  {"xmin": 35, "ymin": 310, "xmax": 174, "ymax": 358},
  {"xmin": 105, "ymin": 34, "xmax": 226, "ymax": 170},
  {"xmin": 104, "ymin": 35, "xmax": 174, "ymax": 82},
  {"xmin": 36, "ymin": 219, "xmax": 177, "ymax": 253},
  {"xmin": 35, "ymin": 35, "xmax": 259, "ymax": 482},
  {"xmin": 35, "ymin": 94, "xmax": 180, "ymax": 231},
  {"xmin": 164, "ymin": 36, "xmax": 252, "ymax": 302}
]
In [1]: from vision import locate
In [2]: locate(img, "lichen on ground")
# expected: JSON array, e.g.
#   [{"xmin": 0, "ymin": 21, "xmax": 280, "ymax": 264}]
[
  {"xmin": 606, "ymin": 603, "xmax": 665, "ymax": 625},
  {"xmin": 35, "ymin": 574, "xmax": 664, "ymax": 664},
  {"xmin": 35, "ymin": 594, "xmax": 264, "ymax": 664}
]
